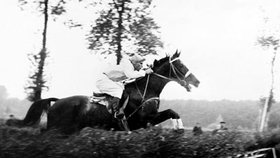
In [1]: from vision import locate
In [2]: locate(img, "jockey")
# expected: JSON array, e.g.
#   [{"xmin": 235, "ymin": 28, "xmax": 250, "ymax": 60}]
[{"xmin": 96, "ymin": 53, "xmax": 153, "ymax": 119}]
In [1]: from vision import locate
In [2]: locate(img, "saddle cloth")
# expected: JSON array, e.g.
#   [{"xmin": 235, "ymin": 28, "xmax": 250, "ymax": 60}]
[
  {"xmin": 89, "ymin": 93, "xmax": 110, "ymax": 111},
  {"xmin": 90, "ymin": 92, "xmax": 129, "ymax": 115}
]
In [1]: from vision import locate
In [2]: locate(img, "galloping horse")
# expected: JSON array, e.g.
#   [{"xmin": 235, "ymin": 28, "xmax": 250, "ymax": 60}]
[{"xmin": 26, "ymin": 51, "xmax": 200, "ymax": 134}]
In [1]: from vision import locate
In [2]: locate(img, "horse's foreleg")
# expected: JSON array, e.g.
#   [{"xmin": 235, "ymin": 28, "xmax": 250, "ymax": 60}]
[
  {"xmin": 149, "ymin": 109, "xmax": 185, "ymax": 129},
  {"xmin": 171, "ymin": 118, "xmax": 184, "ymax": 129}
]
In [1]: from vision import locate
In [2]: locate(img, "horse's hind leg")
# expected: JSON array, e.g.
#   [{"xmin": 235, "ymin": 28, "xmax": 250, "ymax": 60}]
[{"xmin": 149, "ymin": 109, "xmax": 184, "ymax": 129}]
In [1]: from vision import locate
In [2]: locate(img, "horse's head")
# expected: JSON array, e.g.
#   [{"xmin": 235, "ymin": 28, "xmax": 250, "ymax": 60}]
[
  {"xmin": 183, "ymin": 73, "xmax": 200, "ymax": 92},
  {"xmin": 152, "ymin": 50, "xmax": 199, "ymax": 91}
]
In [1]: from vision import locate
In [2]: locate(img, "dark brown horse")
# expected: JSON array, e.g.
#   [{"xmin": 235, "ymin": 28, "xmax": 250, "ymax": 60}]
[{"xmin": 24, "ymin": 51, "xmax": 200, "ymax": 134}]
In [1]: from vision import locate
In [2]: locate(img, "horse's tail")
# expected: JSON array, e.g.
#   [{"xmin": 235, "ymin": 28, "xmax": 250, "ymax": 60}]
[
  {"xmin": 5, "ymin": 118, "xmax": 22, "ymax": 127},
  {"xmin": 23, "ymin": 98, "xmax": 59, "ymax": 126}
]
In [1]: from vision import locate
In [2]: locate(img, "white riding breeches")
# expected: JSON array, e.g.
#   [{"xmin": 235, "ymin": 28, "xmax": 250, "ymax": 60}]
[{"xmin": 96, "ymin": 73, "xmax": 124, "ymax": 98}]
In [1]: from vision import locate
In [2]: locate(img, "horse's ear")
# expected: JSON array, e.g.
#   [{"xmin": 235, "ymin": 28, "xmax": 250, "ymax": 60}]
[
  {"xmin": 171, "ymin": 50, "xmax": 181, "ymax": 60},
  {"xmin": 153, "ymin": 59, "xmax": 159, "ymax": 67},
  {"xmin": 176, "ymin": 50, "xmax": 181, "ymax": 57}
]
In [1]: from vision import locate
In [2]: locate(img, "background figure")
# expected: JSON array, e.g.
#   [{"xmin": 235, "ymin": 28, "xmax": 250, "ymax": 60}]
[
  {"xmin": 193, "ymin": 123, "xmax": 203, "ymax": 136},
  {"xmin": 212, "ymin": 121, "xmax": 228, "ymax": 135},
  {"xmin": 9, "ymin": 114, "xmax": 15, "ymax": 119},
  {"xmin": 219, "ymin": 121, "xmax": 228, "ymax": 130}
]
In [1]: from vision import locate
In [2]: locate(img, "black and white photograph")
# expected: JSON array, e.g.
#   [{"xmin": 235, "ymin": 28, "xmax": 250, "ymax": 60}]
[{"xmin": 0, "ymin": 0, "xmax": 280, "ymax": 157}]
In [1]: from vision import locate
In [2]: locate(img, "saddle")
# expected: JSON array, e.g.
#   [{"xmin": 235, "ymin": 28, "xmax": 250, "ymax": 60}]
[
  {"xmin": 90, "ymin": 92, "xmax": 111, "ymax": 110},
  {"xmin": 90, "ymin": 92, "xmax": 130, "ymax": 117}
]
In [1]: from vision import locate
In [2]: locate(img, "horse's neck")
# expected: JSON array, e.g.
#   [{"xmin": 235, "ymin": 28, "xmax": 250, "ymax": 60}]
[
  {"xmin": 133, "ymin": 74, "xmax": 170, "ymax": 98},
  {"xmin": 149, "ymin": 74, "xmax": 170, "ymax": 95}
]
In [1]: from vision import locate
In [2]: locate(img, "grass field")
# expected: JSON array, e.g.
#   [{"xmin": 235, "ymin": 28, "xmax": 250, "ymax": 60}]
[{"xmin": 0, "ymin": 122, "xmax": 280, "ymax": 158}]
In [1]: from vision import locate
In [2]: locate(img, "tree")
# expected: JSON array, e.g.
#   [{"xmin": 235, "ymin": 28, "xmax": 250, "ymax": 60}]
[
  {"xmin": 87, "ymin": 0, "xmax": 163, "ymax": 64},
  {"xmin": 20, "ymin": 0, "xmax": 65, "ymax": 101},
  {"xmin": 20, "ymin": 0, "xmax": 50, "ymax": 101},
  {"xmin": 51, "ymin": 0, "xmax": 163, "ymax": 63},
  {"xmin": 256, "ymin": 4, "xmax": 280, "ymax": 132},
  {"xmin": 257, "ymin": 36, "xmax": 279, "ymax": 132}
]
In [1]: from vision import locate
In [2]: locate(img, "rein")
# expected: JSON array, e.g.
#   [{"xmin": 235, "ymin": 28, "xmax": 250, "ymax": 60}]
[
  {"xmin": 152, "ymin": 73, "xmax": 172, "ymax": 81},
  {"xmin": 135, "ymin": 74, "xmax": 151, "ymax": 102}
]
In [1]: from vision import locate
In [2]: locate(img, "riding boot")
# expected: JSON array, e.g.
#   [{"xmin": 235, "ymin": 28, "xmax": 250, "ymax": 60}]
[{"xmin": 111, "ymin": 97, "xmax": 124, "ymax": 119}]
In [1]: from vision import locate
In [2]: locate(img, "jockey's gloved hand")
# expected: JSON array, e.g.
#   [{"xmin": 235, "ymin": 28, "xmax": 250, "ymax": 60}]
[{"xmin": 145, "ymin": 68, "xmax": 153, "ymax": 74}]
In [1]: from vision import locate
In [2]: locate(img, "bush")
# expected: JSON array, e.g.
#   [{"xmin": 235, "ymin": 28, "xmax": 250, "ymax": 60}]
[{"xmin": 0, "ymin": 125, "xmax": 279, "ymax": 158}]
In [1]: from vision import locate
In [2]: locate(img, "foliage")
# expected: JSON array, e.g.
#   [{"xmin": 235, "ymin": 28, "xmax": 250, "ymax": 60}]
[
  {"xmin": 50, "ymin": 0, "xmax": 66, "ymax": 16},
  {"xmin": 19, "ymin": 0, "xmax": 74, "ymax": 102},
  {"xmin": 51, "ymin": 0, "xmax": 164, "ymax": 62},
  {"xmin": 19, "ymin": 0, "xmax": 54, "ymax": 101},
  {"xmin": 160, "ymin": 100, "xmax": 261, "ymax": 129},
  {"xmin": 1, "ymin": 124, "xmax": 271, "ymax": 158},
  {"xmin": 257, "ymin": 36, "xmax": 280, "ymax": 49},
  {"xmin": 19, "ymin": 0, "xmax": 65, "ymax": 16},
  {"xmin": 160, "ymin": 100, "xmax": 280, "ymax": 132},
  {"xmin": 0, "ymin": 86, "xmax": 31, "ymax": 119},
  {"xmin": 257, "ymin": 35, "xmax": 279, "ymax": 132},
  {"xmin": 19, "ymin": 0, "xmax": 46, "ymax": 13},
  {"xmin": 86, "ymin": 0, "xmax": 163, "ymax": 61},
  {"xmin": 259, "ymin": 96, "xmax": 276, "ymax": 112},
  {"xmin": 268, "ymin": 108, "xmax": 280, "ymax": 129},
  {"xmin": 3, "ymin": 97, "xmax": 280, "ymax": 131},
  {"xmin": 248, "ymin": 128, "xmax": 280, "ymax": 150},
  {"xmin": 25, "ymin": 49, "xmax": 49, "ymax": 102}
]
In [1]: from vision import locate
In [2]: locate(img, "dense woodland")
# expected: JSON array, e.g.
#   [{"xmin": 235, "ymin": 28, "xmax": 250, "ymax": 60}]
[{"xmin": 160, "ymin": 99, "xmax": 280, "ymax": 130}]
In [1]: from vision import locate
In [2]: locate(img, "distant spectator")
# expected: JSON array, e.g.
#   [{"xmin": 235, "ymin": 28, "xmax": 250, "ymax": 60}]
[
  {"xmin": 193, "ymin": 123, "xmax": 203, "ymax": 136},
  {"xmin": 212, "ymin": 121, "xmax": 228, "ymax": 135},
  {"xmin": 9, "ymin": 114, "xmax": 15, "ymax": 119},
  {"xmin": 219, "ymin": 121, "xmax": 228, "ymax": 131}
]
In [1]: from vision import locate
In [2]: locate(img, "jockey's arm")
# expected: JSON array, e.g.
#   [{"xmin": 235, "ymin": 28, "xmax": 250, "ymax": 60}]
[{"xmin": 122, "ymin": 59, "xmax": 146, "ymax": 79}]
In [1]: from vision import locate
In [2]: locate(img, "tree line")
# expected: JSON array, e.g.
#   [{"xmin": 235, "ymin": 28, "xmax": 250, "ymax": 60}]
[
  {"xmin": 160, "ymin": 99, "xmax": 280, "ymax": 130},
  {"xmin": 2, "ymin": 92, "xmax": 280, "ymax": 131}
]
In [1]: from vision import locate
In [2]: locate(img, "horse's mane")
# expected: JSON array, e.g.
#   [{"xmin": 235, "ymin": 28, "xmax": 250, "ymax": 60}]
[
  {"xmin": 152, "ymin": 51, "xmax": 180, "ymax": 70},
  {"xmin": 152, "ymin": 56, "xmax": 170, "ymax": 71}
]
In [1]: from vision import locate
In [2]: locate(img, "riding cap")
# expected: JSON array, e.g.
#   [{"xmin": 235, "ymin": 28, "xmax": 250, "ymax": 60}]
[{"xmin": 130, "ymin": 53, "xmax": 145, "ymax": 63}]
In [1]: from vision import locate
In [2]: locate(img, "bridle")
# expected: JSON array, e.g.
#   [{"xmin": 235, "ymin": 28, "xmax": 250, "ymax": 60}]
[
  {"xmin": 138, "ymin": 57, "xmax": 189, "ymax": 101},
  {"xmin": 127, "ymin": 57, "xmax": 190, "ymax": 120},
  {"xmin": 154, "ymin": 57, "xmax": 190, "ymax": 85}
]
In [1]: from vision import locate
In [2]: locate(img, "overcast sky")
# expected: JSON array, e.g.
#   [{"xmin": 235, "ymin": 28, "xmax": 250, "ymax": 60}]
[{"xmin": 0, "ymin": 0, "xmax": 280, "ymax": 101}]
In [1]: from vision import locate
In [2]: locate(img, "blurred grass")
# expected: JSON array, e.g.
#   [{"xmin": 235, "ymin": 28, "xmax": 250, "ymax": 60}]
[{"xmin": 0, "ymin": 123, "xmax": 279, "ymax": 158}]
